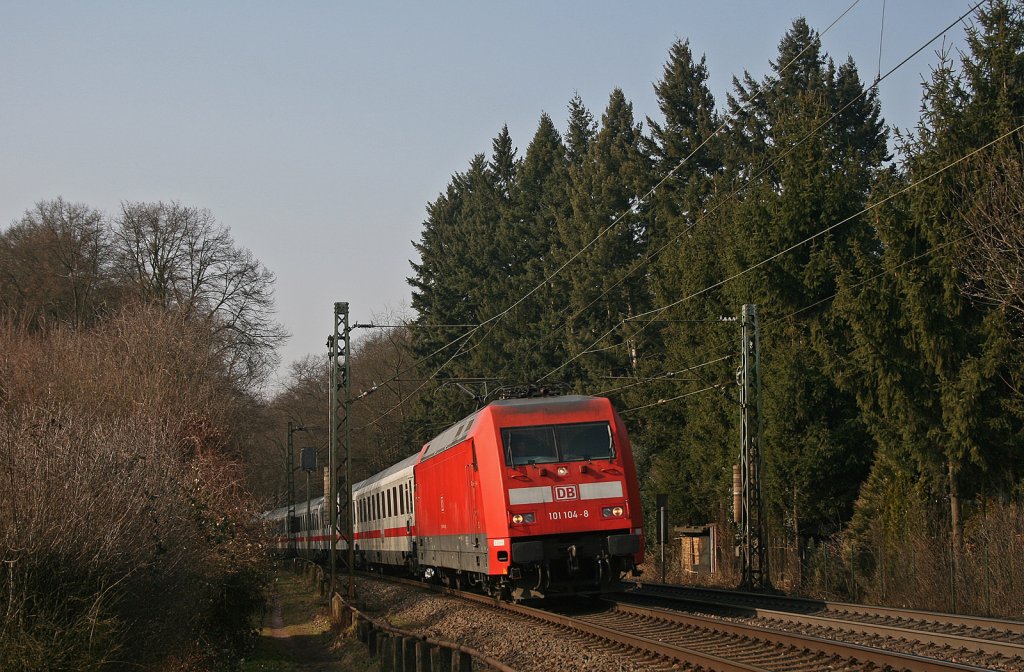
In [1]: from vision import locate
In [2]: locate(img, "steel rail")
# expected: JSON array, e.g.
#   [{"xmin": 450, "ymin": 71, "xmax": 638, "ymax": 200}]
[
  {"xmin": 380, "ymin": 574, "xmax": 769, "ymax": 670},
  {"xmin": 603, "ymin": 599, "xmax": 997, "ymax": 672},
  {"xmin": 634, "ymin": 581, "xmax": 1024, "ymax": 635},
  {"xmin": 447, "ymin": 586, "xmax": 772, "ymax": 671},
  {"xmin": 635, "ymin": 582, "xmax": 1024, "ymax": 635},
  {"xmin": 375, "ymin": 573, "xmax": 994, "ymax": 671},
  {"xmin": 614, "ymin": 590, "xmax": 1024, "ymax": 659}
]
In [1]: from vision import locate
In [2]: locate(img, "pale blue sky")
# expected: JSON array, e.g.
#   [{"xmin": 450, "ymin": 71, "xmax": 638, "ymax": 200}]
[{"xmin": 1, "ymin": 1, "xmax": 976, "ymax": 388}]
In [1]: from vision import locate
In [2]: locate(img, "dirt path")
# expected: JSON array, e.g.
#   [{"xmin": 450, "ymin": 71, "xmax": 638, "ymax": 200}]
[{"xmin": 244, "ymin": 572, "xmax": 372, "ymax": 672}]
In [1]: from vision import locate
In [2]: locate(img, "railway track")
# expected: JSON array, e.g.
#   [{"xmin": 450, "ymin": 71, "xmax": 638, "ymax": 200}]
[
  {"xmin": 361, "ymin": 572, "xmax": 1012, "ymax": 671},
  {"xmin": 620, "ymin": 582, "xmax": 1024, "ymax": 668}
]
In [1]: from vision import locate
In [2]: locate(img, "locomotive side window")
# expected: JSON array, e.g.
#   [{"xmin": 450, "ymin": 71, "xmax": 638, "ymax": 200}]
[{"xmin": 502, "ymin": 421, "xmax": 614, "ymax": 465}]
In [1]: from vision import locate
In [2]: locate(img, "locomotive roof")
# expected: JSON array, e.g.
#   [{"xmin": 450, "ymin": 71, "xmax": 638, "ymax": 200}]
[
  {"xmin": 419, "ymin": 395, "xmax": 609, "ymax": 462},
  {"xmin": 488, "ymin": 394, "xmax": 606, "ymax": 412},
  {"xmin": 347, "ymin": 396, "xmax": 613, "ymax": 491}
]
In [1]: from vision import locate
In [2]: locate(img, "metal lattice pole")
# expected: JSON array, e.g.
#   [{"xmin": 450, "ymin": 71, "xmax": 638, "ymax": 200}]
[
  {"xmin": 327, "ymin": 302, "xmax": 354, "ymax": 599},
  {"xmin": 739, "ymin": 304, "xmax": 769, "ymax": 591},
  {"xmin": 286, "ymin": 421, "xmax": 296, "ymax": 556}
]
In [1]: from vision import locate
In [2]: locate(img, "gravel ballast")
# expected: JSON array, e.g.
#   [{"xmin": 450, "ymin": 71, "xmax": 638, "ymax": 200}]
[{"xmin": 354, "ymin": 577, "xmax": 671, "ymax": 671}]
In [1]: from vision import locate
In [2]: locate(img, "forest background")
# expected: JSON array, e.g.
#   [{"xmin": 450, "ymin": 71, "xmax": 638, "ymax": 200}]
[
  {"xmin": 257, "ymin": 2, "xmax": 1024, "ymax": 617},
  {"xmin": 3, "ymin": 2, "xmax": 1024, "ymax": 669}
]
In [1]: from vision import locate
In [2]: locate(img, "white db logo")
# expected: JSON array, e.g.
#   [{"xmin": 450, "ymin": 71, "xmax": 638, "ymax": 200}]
[{"xmin": 554, "ymin": 485, "xmax": 579, "ymax": 501}]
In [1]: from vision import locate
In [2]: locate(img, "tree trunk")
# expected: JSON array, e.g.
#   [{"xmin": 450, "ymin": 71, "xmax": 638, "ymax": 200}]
[
  {"xmin": 948, "ymin": 459, "xmax": 962, "ymax": 593},
  {"xmin": 792, "ymin": 484, "xmax": 802, "ymax": 588}
]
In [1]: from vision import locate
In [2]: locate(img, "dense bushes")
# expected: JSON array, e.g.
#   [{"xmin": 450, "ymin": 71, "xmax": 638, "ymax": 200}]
[{"xmin": 0, "ymin": 307, "xmax": 268, "ymax": 671}]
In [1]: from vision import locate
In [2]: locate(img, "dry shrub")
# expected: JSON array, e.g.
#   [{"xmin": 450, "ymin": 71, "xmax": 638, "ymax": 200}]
[
  {"xmin": 798, "ymin": 497, "xmax": 1024, "ymax": 617},
  {"xmin": 957, "ymin": 501, "xmax": 1024, "ymax": 617},
  {"xmin": 0, "ymin": 306, "xmax": 268, "ymax": 671}
]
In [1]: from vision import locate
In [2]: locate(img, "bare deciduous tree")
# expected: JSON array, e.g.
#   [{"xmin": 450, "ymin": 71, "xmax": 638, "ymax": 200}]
[
  {"xmin": 0, "ymin": 198, "xmax": 112, "ymax": 328},
  {"xmin": 113, "ymin": 201, "xmax": 288, "ymax": 386},
  {"xmin": 958, "ymin": 146, "xmax": 1024, "ymax": 326}
]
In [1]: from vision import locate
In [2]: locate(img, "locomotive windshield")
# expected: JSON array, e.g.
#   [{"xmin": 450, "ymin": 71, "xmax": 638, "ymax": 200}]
[{"xmin": 502, "ymin": 421, "xmax": 613, "ymax": 466}]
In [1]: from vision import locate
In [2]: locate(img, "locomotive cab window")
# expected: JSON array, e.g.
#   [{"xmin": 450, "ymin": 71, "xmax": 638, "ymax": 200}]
[{"xmin": 502, "ymin": 421, "xmax": 613, "ymax": 466}]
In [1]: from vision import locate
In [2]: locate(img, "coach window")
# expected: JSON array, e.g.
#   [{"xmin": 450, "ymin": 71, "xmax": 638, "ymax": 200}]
[{"xmin": 399, "ymin": 484, "xmax": 405, "ymax": 515}]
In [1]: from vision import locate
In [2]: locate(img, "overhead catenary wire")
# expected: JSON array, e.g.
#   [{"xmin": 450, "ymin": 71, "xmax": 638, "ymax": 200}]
[
  {"xmin": 547, "ymin": 0, "xmax": 990, "ymax": 348},
  {"xmin": 346, "ymin": 0, "xmax": 871, "ymax": 425},
  {"xmin": 352, "ymin": 1, "xmax": 990, "ymax": 428},
  {"xmin": 595, "ymin": 353, "xmax": 736, "ymax": 397},
  {"xmin": 544, "ymin": 1, "xmax": 870, "ymax": 336},
  {"xmin": 620, "ymin": 383, "xmax": 732, "ymax": 415},
  {"xmin": 538, "ymin": 0, "xmax": 993, "ymax": 408},
  {"xmin": 540, "ymin": 120, "xmax": 1024, "ymax": 384}
]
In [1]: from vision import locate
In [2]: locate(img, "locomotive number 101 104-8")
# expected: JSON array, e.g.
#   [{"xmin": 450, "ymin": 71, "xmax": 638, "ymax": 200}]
[{"xmin": 548, "ymin": 509, "xmax": 589, "ymax": 521}]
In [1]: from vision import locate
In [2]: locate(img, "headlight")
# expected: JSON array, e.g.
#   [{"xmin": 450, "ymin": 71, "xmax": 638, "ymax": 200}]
[
  {"xmin": 556, "ymin": 466, "xmax": 569, "ymax": 476},
  {"xmin": 511, "ymin": 514, "xmax": 524, "ymax": 524},
  {"xmin": 602, "ymin": 506, "xmax": 625, "ymax": 518},
  {"xmin": 510, "ymin": 512, "xmax": 536, "ymax": 525}
]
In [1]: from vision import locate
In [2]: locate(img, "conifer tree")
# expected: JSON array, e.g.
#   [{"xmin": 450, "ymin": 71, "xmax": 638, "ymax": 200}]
[
  {"xmin": 833, "ymin": 1, "xmax": 1024, "ymax": 564},
  {"xmin": 565, "ymin": 93, "xmax": 597, "ymax": 168},
  {"xmin": 714, "ymin": 19, "xmax": 885, "ymax": 551},
  {"xmin": 560, "ymin": 89, "xmax": 652, "ymax": 393},
  {"xmin": 640, "ymin": 40, "xmax": 733, "ymax": 522},
  {"xmin": 504, "ymin": 113, "xmax": 572, "ymax": 382}
]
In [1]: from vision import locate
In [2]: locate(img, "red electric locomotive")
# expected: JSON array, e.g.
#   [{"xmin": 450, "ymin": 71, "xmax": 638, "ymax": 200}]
[
  {"xmin": 409, "ymin": 394, "xmax": 644, "ymax": 599},
  {"xmin": 274, "ymin": 394, "xmax": 645, "ymax": 600}
]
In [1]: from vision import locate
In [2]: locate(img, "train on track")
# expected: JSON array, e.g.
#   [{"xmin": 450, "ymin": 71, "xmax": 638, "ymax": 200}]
[{"xmin": 264, "ymin": 395, "xmax": 645, "ymax": 599}]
